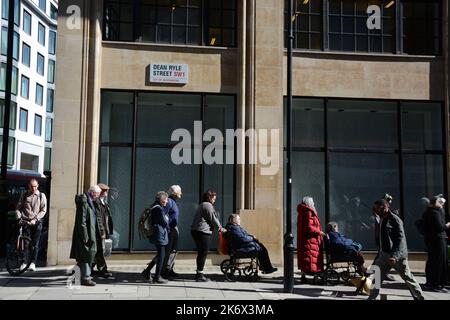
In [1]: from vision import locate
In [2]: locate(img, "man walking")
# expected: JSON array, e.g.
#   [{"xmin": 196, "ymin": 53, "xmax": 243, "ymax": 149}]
[
  {"xmin": 15, "ymin": 179, "xmax": 47, "ymax": 271},
  {"xmin": 161, "ymin": 185, "xmax": 182, "ymax": 278},
  {"xmin": 367, "ymin": 199, "xmax": 424, "ymax": 300},
  {"xmin": 70, "ymin": 185, "xmax": 101, "ymax": 286},
  {"xmin": 92, "ymin": 183, "xmax": 114, "ymax": 278}
]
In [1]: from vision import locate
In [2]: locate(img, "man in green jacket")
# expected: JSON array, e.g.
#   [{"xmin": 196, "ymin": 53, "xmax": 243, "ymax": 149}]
[{"xmin": 70, "ymin": 185, "xmax": 101, "ymax": 286}]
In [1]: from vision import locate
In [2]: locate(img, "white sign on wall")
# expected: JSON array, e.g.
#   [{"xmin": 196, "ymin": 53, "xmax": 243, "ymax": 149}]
[{"xmin": 150, "ymin": 63, "xmax": 189, "ymax": 84}]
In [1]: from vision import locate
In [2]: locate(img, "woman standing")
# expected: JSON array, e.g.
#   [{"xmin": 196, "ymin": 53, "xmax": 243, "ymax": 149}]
[
  {"xmin": 297, "ymin": 196, "xmax": 324, "ymax": 279},
  {"xmin": 191, "ymin": 190, "xmax": 226, "ymax": 282},
  {"xmin": 423, "ymin": 195, "xmax": 450, "ymax": 292},
  {"xmin": 149, "ymin": 191, "xmax": 170, "ymax": 284}
]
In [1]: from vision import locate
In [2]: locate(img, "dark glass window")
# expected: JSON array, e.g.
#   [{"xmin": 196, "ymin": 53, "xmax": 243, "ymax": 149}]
[
  {"xmin": 2, "ymin": 0, "xmax": 20, "ymax": 26},
  {"xmin": 402, "ymin": 1, "xmax": 441, "ymax": 55},
  {"xmin": 1, "ymin": 27, "xmax": 6, "ymax": 56},
  {"xmin": 285, "ymin": 0, "xmax": 442, "ymax": 55},
  {"xmin": 44, "ymin": 147, "xmax": 51, "ymax": 171},
  {"xmin": 0, "ymin": 136, "xmax": 15, "ymax": 166},
  {"xmin": 45, "ymin": 117, "xmax": 52, "ymax": 142},
  {"xmin": 48, "ymin": 60, "xmax": 55, "ymax": 83},
  {"xmin": 39, "ymin": 0, "xmax": 46, "ymax": 12},
  {"xmin": 104, "ymin": 0, "xmax": 236, "ymax": 47},
  {"xmin": 100, "ymin": 90, "xmax": 235, "ymax": 251},
  {"xmin": 50, "ymin": 4, "xmax": 57, "ymax": 20},
  {"xmin": 286, "ymin": 98, "xmax": 446, "ymax": 251},
  {"xmin": 0, "ymin": 99, "xmax": 16, "ymax": 130},
  {"xmin": 285, "ymin": 0, "xmax": 322, "ymax": 50},
  {"xmin": 38, "ymin": 23, "xmax": 46, "ymax": 46},
  {"xmin": 13, "ymin": 31, "xmax": 19, "ymax": 60},
  {"xmin": 49, "ymin": 31, "xmax": 56, "ymax": 54},
  {"xmin": 46, "ymin": 88, "xmax": 54, "ymax": 112}
]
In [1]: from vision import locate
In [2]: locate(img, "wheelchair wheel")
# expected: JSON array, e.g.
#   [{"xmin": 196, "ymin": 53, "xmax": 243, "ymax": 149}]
[
  {"xmin": 6, "ymin": 237, "xmax": 33, "ymax": 276},
  {"xmin": 224, "ymin": 266, "xmax": 241, "ymax": 282},
  {"xmin": 243, "ymin": 266, "xmax": 258, "ymax": 282},
  {"xmin": 220, "ymin": 259, "xmax": 231, "ymax": 274},
  {"xmin": 325, "ymin": 269, "xmax": 340, "ymax": 285},
  {"xmin": 340, "ymin": 270, "xmax": 351, "ymax": 284}
]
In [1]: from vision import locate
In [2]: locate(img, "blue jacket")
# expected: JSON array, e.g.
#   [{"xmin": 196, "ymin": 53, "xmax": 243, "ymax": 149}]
[
  {"xmin": 226, "ymin": 223, "xmax": 261, "ymax": 254},
  {"xmin": 166, "ymin": 197, "xmax": 179, "ymax": 229},
  {"xmin": 327, "ymin": 231, "xmax": 362, "ymax": 256},
  {"xmin": 150, "ymin": 202, "xmax": 169, "ymax": 246}
]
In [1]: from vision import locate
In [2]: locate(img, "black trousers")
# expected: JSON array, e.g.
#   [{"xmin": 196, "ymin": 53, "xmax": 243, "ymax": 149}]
[
  {"xmin": 94, "ymin": 237, "xmax": 107, "ymax": 271},
  {"xmin": 23, "ymin": 222, "xmax": 42, "ymax": 263},
  {"xmin": 425, "ymin": 237, "xmax": 448, "ymax": 288},
  {"xmin": 191, "ymin": 230, "xmax": 211, "ymax": 272},
  {"xmin": 254, "ymin": 240, "xmax": 273, "ymax": 272},
  {"xmin": 154, "ymin": 245, "xmax": 166, "ymax": 280}
]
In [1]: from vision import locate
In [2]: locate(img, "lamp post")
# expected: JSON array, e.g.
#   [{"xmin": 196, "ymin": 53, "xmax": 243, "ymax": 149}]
[
  {"xmin": 283, "ymin": 0, "xmax": 295, "ymax": 293},
  {"xmin": 0, "ymin": 0, "xmax": 15, "ymax": 256}
]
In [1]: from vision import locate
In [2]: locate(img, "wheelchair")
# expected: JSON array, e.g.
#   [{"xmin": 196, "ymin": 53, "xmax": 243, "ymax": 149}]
[
  {"xmin": 219, "ymin": 233, "xmax": 260, "ymax": 282},
  {"xmin": 321, "ymin": 234, "xmax": 362, "ymax": 285}
]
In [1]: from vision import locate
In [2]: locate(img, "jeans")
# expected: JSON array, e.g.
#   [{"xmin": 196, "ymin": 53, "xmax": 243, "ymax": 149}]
[
  {"xmin": 191, "ymin": 230, "xmax": 211, "ymax": 272},
  {"xmin": 78, "ymin": 262, "xmax": 92, "ymax": 281}
]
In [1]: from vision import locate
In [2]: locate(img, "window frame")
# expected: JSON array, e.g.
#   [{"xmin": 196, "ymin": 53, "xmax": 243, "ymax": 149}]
[
  {"xmin": 35, "ymin": 83, "xmax": 44, "ymax": 106},
  {"xmin": 37, "ymin": 52, "xmax": 45, "ymax": 76},
  {"xmin": 23, "ymin": 9, "xmax": 31, "ymax": 35},
  {"xmin": 38, "ymin": 22, "xmax": 46, "ymax": 46},
  {"xmin": 22, "ymin": 42, "xmax": 30, "ymax": 67},
  {"xmin": 19, "ymin": 107, "xmax": 28, "ymax": 132},
  {"xmin": 34, "ymin": 113, "xmax": 42, "ymax": 136},
  {"xmin": 20, "ymin": 74, "xmax": 29, "ymax": 99}
]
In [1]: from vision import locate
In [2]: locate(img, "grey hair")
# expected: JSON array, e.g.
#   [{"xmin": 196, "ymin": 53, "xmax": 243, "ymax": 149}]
[
  {"xmin": 326, "ymin": 222, "xmax": 338, "ymax": 233},
  {"xmin": 228, "ymin": 213, "xmax": 239, "ymax": 224},
  {"xmin": 88, "ymin": 185, "xmax": 101, "ymax": 194},
  {"xmin": 302, "ymin": 196, "xmax": 315, "ymax": 209},
  {"xmin": 168, "ymin": 185, "xmax": 181, "ymax": 196},
  {"xmin": 155, "ymin": 191, "xmax": 169, "ymax": 203},
  {"xmin": 431, "ymin": 194, "xmax": 446, "ymax": 206}
]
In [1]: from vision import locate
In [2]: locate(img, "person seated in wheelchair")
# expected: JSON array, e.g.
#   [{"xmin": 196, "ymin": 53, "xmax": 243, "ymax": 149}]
[
  {"xmin": 326, "ymin": 221, "xmax": 367, "ymax": 275},
  {"xmin": 225, "ymin": 214, "xmax": 277, "ymax": 274}
]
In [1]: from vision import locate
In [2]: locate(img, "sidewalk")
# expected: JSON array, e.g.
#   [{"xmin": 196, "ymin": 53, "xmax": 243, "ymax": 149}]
[{"xmin": 0, "ymin": 264, "xmax": 449, "ymax": 300}]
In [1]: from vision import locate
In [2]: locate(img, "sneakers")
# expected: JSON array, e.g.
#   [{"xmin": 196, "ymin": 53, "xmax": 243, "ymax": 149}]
[
  {"xmin": 28, "ymin": 263, "xmax": 36, "ymax": 272},
  {"xmin": 19, "ymin": 263, "xmax": 27, "ymax": 271},
  {"xmin": 81, "ymin": 279, "xmax": 96, "ymax": 286},
  {"xmin": 195, "ymin": 273, "xmax": 210, "ymax": 282}
]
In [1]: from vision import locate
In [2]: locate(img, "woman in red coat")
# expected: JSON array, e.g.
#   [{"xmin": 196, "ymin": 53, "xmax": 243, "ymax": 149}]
[{"xmin": 297, "ymin": 196, "xmax": 324, "ymax": 275}]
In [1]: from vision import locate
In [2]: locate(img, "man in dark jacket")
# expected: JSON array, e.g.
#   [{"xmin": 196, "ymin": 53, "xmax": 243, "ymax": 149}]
[
  {"xmin": 70, "ymin": 185, "xmax": 101, "ymax": 286},
  {"xmin": 226, "ymin": 214, "xmax": 277, "ymax": 274},
  {"xmin": 92, "ymin": 183, "xmax": 114, "ymax": 278},
  {"xmin": 423, "ymin": 195, "xmax": 450, "ymax": 292},
  {"xmin": 366, "ymin": 199, "xmax": 424, "ymax": 300}
]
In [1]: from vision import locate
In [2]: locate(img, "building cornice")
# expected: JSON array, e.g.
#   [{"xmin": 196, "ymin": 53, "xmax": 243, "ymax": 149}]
[{"xmin": 22, "ymin": 0, "xmax": 57, "ymax": 28}]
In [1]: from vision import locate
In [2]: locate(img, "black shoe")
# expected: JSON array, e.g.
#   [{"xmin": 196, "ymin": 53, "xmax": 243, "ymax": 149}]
[
  {"xmin": 141, "ymin": 269, "xmax": 151, "ymax": 280},
  {"xmin": 81, "ymin": 279, "xmax": 96, "ymax": 286},
  {"xmin": 263, "ymin": 267, "xmax": 278, "ymax": 274},
  {"xmin": 195, "ymin": 273, "xmax": 210, "ymax": 282},
  {"xmin": 152, "ymin": 277, "xmax": 168, "ymax": 284},
  {"xmin": 98, "ymin": 270, "xmax": 112, "ymax": 278},
  {"xmin": 168, "ymin": 270, "xmax": 179, "ymax": 277},
  {"xmin": 162, "ymin": 269, "xmax": 179, "ymax": 279}
]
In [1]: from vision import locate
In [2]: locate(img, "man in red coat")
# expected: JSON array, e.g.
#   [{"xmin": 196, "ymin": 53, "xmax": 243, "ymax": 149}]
[{"xmin": 297, "ymin": 196, "xmax": 325, "ymax": 276}]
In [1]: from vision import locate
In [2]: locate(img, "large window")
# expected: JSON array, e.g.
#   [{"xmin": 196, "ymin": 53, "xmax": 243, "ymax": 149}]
[
  {"xmin": 13, "ymin": 31, "xmax": 19, "ymax": 60},
  {"xmin": 46, "ymin": 88, "xmax": 53, "ymax": 112},
  {"xmin": 100, "ymin": 91, "xmax": 235, "ymax": 251},
  {"xmin": 19, "ymin": 107, "xmax": 27, "ymax": 131},
  {"xmin": 285, "ymin": 0, "xmax": 442, "ymax": 55},
  {"xmin": 22, "ymin": 42, "xmax": 30, "ymax": 67},
  {"xmin": 23, "ymin": 10, "xmax": 31, "ymax": 35},
  {"xmin": 35, "ymin": 83, "xmax": 43, "ymax": 106},
  {"xmin": 2, "ymin": 64, "xmax": 18, "ymax": 94},
  {"xmin": 45, "ymin": 117, "xmax": 52, "ymax": 142},
  {"xmin": 286, "ymin": 98, "xmax": 445, "ymax": 251},
  {"xmin": 49, "ymin": 30, "xmax": 56, "ymax": 54},
  {"xmin": 0, "ymin": 99, "xmax": 16, "ymax": 130},
  {"xmin": 38, "ymin": 23, "xmax": 45, "ymax": 46},
  {"xmin": 50, "ymin": 4, "xmax": 57, "ymax": 20},
  {"xmin": 2, "ymin": 0, "xmax": 20, "ymax": 26},
  {"xmin": 0, "ymin": 136, "xmax": 15, "ymax": 166},
  {"xmin": 34, "ymin": 114, "xmax": 42, "ymax": 136},
  {"xmin": 48, "ymin": 59, "xmax": 55, "ymax": 83},
  {"xmin": 103, "ymin": 0, "xmax": 237, "ymax": 47},
  {"xmin": 20, "ymin": 75, "xmax": 29, "ymax": 99},
  {"xmin": 1, "ymin": 27, "xmax": 6, "ymax": 55},
  {"xmin": 37, "ymin": 53, "xmax": 45, "ymax": 75},
  {"xmin": 39, "ymin": 0, "xmax": 46, "ymax": 12}
]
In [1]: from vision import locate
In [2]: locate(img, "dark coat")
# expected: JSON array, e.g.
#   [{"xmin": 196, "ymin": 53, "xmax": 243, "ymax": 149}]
[
  {"xmin": 327, "ymin": 231, "xmax": 362, "ymax": 258},
  {"xmin": 70, "ymin": 193, "xmax": 97, "ymax": 263},
  {"xmin": 379, "ymin": 211, "xmax": 408, "ymax": 260},
  {"xmin": 423, "ymin": 207, "xmax": 448, "ymax": 287},
  {"xmin": 150, "ymin": 202, "xmax": 169, "ymax": 247},
  {"xmin": 94, "ymin": 199, "xmax": 114, "ymax": 239},
  {"xmin": 225, "ymin": 223, "xmax": 261, "ymax": 254},
  {"xmin": 297, "ymin": 203, "xmax": 324, "ymax": 273}
]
